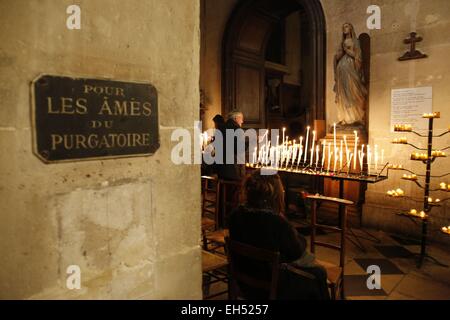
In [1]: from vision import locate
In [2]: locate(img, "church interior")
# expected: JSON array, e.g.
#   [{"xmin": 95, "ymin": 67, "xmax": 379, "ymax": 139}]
[{"xmin": 0, "ymin": 0, "xmax": 449, "ymax": 300}]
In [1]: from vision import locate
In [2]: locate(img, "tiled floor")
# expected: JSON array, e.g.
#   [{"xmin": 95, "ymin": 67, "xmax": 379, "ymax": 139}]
[{"xmin": 204, "ymin": 226, "xmax": 450, "ymax": 300}]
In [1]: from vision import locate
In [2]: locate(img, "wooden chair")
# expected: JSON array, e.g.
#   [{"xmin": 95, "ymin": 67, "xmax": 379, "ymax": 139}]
[
  {"xmin": 218, "ymin": 179, "xmax": 242, "ymax": 228},
  {"xmin": 307, "ymin": 194, "xmax": 353, "ymax": 300},
  {"xmin": 201, "ymin": 175, "xmax": 220, "ymax": 231},
  {"xmin": 203, "ymin": 179, "xmax": 241, "ymax": 252},
  {"xmin": 201, "ymin": 176, "xmax": 221, "ymax": 250},
  {"xmin": 202, "ymin": 250, "xmax": 228, "ymax": 299},
  {"xmin": 225, "ymin": 237, "xmax": 280, "ymax": 300}
]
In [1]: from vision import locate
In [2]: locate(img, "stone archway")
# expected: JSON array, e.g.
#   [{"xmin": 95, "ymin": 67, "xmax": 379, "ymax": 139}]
[{"xmin": 221, "ymin": 0, "xmax": 326, "ymax": 129}]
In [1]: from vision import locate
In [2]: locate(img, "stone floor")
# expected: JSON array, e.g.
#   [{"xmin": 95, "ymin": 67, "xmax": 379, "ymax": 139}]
[{"xmin": 204, "ymin": 226, "xmax": 450, "ymax": 300}]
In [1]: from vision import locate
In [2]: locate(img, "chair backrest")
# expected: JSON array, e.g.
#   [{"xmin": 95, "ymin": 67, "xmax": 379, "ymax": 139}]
[
  {"xmin": 307, "ymin": 195, "xmax": 353, "ymax": 269},
  {"xmin": 218, "ymin": 179, "xmax": 242, "ymax": 228},
  {"xmin": 201, "ymin": 175, "xmax": 220, "ymax": 230},
  {"xmin": 225, "ymin": 236, "xmax": 280, "ymax": 300}
]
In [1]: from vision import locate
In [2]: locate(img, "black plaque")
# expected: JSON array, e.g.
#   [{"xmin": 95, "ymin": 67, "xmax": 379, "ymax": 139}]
[{"xmin": 32, "ymin": 75, "xmax": 159, "ymax": 163}]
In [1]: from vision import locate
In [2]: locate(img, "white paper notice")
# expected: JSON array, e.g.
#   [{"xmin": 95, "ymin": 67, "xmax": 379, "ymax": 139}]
[{"xmin": 391, "ymin": 87, "xmax": 432, "ymax": 131}]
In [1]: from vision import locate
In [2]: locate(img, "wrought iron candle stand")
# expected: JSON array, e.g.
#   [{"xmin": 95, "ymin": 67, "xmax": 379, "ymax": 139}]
[{"xmin": 389, "ymin": 112, "xmax": 450, "ymax": 268}]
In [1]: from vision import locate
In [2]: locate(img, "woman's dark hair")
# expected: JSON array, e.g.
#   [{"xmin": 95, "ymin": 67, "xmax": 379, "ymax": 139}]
[
  {"xmin": 244, "ymin": 170, "xmax": 285, "ymax": 215},
  {"xmin": 212, "ymin": 114, "xmax": 224, "ymax": 124}
]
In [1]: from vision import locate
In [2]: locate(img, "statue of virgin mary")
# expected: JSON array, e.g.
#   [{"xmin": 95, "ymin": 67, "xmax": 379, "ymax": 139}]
[{"xmin": 333, "ymin": 23, "xmax": 368, "ymax": 126}]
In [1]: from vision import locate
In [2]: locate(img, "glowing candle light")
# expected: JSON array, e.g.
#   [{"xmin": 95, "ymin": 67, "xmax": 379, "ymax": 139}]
[
  {"xmin": 310, "ymin": 131, "xmax": 316, "ymax": 166},
  {"xmin": 282, "ymin": 128, "xmax": 286, "ymax": 147},
  {"xmin": 367, "ymin": 144, "xmax": 372, "ymax": 176},
  {"xmin": 304, "ymin": 126, "xmax": 310, "ymax": 163}
]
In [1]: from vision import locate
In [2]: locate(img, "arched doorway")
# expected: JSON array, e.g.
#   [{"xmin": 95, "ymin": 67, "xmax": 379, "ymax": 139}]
[{"xmin": 222, "ymin": 0, "xmax": 326, "ymax": 131}]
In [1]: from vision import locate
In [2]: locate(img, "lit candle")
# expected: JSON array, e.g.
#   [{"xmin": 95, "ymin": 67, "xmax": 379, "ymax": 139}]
[
  {"xmin": 282, "ymin": 128, "xmax": 286, "ymax": 147},
  {"xmin": 333, "ymin": 123, "xmax": 337, "ymax": 155},
  {"xmin": 297, "ymin": 146, "xmax": 303, "ymax": 167},
  {"xmin": 334, "ymin": 153, "xmax": 338, "ymax": 172},
  {"xmin": 327, "ymin": 142, "xmax": 331, "ymax": 171},
  {"xmin": 353, "ymin": 131, "xmax": 358, "ymax": 169},
  {"xmin": 315, "ymin": 145, "xmax": 320, "ymax": 168},
  {"xmin": 265, "ymin": 141, "xmax": 271, "ymax": 165},
  {"xmin": 304, "ymin": 126, "xmax": 310, "ymax": 163},
  {"xmin": 347, "ymin": 153, "xmax": 353, "ymax": 175},
  {"xmin": 310, "ymin": 131, "xmax": 316, "ymax": 166},
  {"xmin": 344, "ymin": 135, "xmax": 349, "ymax": 160},
  {"xmin": 375, "ymin": 145, "xmax": 379, "ymax": 173},
  {"xmin": 292, "ymin": 140, "xmax": 297, "ymax": 167},
  {"xmin": 321, "ymin": 141, "xmax": 326, "ymax": 169},
  {"xmin": 328, "ymin": 151, "xmax": 333, "ymax": 173},
  {"xmin": 359, "ymin": 151, "xmax": 365, "ymax": 173},
  {"xmin": 367, "ymin": 144, "xmax": 371, "ymax": 176}
]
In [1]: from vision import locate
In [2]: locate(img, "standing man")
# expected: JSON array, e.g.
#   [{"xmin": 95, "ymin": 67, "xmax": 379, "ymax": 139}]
[
  {"xmin": 218, "ymin": 110, "xmax": 245, "ymax": 181},
  {"xmin": 216, "ymin": 110, "xmax": 246, "ymax": 228}
]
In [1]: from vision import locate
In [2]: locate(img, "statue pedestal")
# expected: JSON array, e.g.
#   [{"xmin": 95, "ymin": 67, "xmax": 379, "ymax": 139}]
[{"xmin": 319, "ymin": 128, "xmax": 368, "ymax": 229}]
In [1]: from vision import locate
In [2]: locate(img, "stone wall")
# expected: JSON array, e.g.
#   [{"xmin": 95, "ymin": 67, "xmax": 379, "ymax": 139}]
[{"xmin": 0, "ymin": 0, "xmax": 201, "ymax": 299}]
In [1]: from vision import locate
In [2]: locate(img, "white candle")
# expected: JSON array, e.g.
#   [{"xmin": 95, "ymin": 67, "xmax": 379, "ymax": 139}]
[
  {"xmin": 353, "ymin": 131, "xmax": 358, "ymax": 169},
  {"xmin": 265, "ymin": 141, "xmax": 271, "ymax": 165},
  {"xmin": 304, "ymin": 126, "xmax": 310, "ymax": 163},
  {"xmin": 340, "ymin": 140, "xmax": 343, "ymax": 170},
  {"xmin": 333, "ymin": 123, "xmax": 337, "ymax": 154},
  {"xmin": 344, "ymin": 135, "xmax": 349, "ymax": 160},
  {"xmin": 375, "ymin": 145, "xmax": 379, "ymax": 173},
  {"xmin": 298, "ymin": 136, "xmax": 303, "ymax": 165},
  {"xmin": 282, "ymin": 128, "xmax": 286, "ymax": 147},
  {"xmin": 328, "ymin": 151, "xmax": 333, "ymax": 173},
  {"xmin": 334, "ymin": 153, "xmax": 338, "ymax": 172},
  {"xmin": 367, "ymin": 144, "xmax": 371, "ymax": 175},
  {"xmin": 315, "ymin": 145, "xmax": 320, "ymax": 168},
  {"xmin": 347, "ymin": 153, "xmax": 353, "ymax": 175},
  {"xmin": 310, "ymin": 130, "xmax": 316, "ymax": 166},
  {"xmin": 292, "ymin": 140, "xmax": 297, "ymax": 167},
  {"xmin": 359, "ymin": 151, "xmax": 365, "ymax": 173},
  {"xmin": 253, "ymin": 147, "xmax": 257, "ymax": 164},
  {"xmin": 297, "ymin": 146, "xmax": 303, "ymax": 167},
  {"xmin": 321, "ymin": 141, "xmax": 326, "ymax": 169}
]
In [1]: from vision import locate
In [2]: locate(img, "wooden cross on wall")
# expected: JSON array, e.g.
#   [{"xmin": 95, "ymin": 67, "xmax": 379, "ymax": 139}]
[{"xmin": 399, "ymin": 32, "xmax": 428, "ymax": 61}]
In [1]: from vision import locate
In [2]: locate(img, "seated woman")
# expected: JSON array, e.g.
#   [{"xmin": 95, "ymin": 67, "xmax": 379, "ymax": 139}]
[{"xmin": 229, "ymin": 170, "xmax": 329, "ymax": 299}]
